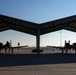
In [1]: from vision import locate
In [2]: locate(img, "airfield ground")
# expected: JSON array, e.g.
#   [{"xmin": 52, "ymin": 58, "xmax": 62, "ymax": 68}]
[{"xmin": 0, "ymin": 47, "xmax": 76, "ymax": 75}]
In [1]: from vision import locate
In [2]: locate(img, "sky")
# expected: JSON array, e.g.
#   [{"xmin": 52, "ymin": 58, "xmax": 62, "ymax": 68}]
[{"xmin": 0, "ymin": 0, "xmax": 76, "ymax": 47}]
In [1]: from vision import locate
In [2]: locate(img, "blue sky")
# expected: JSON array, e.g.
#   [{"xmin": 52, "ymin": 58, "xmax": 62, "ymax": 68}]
[{"xmin": 0, "ymin": 0, "xmax": 76, "ymax": 47}]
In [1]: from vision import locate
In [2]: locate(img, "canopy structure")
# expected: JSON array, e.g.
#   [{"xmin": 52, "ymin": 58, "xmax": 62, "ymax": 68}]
[
  {"xmin": 0, "ymin": 14, "xmax": 76, "ymax": 54},
  {"xmin": 40, "ymin": 15, "xmax": 76, "ymax": 35},
  {"xmin": 0, "ymin": 14, "xmax": 38, "ymax": 35}
]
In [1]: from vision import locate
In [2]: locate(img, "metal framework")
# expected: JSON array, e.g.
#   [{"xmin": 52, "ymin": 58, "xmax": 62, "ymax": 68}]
[{"xmin": 0, "ymin": 14, "xmax": 76, "ymax": 54}]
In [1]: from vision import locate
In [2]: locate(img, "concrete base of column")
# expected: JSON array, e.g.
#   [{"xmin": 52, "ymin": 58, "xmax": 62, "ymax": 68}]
[{"xmin": 32, "ymin": 49, "xmax": 43, "ymax": 54}]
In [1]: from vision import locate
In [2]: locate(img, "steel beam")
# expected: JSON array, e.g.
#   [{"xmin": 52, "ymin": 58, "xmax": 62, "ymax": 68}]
[{"xmin": 36, "ymin": 29, "xmax": 40, "ymax": 54}]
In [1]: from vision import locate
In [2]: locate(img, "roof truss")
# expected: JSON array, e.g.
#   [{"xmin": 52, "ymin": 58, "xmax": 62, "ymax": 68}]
[{"xmin": 0, "ymin": 14, "xmax": 76, "ymax": 35}]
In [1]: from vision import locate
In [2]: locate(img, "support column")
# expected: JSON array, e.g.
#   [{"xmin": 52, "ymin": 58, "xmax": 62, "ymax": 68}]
[{"xmin": 36, "ymin": 29, "xmax": 40, "ymax": 54}]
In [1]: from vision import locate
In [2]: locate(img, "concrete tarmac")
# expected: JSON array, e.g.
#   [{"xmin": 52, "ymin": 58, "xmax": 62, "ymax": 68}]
[
  {"xmin": 1, "ymin": 64, "xmax": 76, "ymax": 75},
  {"xmin": 0, "ymin": 47, "xmax": 76, "ymax": 75}
]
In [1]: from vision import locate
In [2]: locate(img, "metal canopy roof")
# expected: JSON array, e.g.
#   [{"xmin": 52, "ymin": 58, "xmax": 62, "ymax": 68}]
[
  {"xmin": 40, "ymin": 15, "xmax": 76, "ymax": 35},
  {"xmin": 0, "ymin": 14, "xmax": 76, "ymax": 36},
  {"xmin": 0, "ymin": 14, "xmax": 38, "ymax": 35}
]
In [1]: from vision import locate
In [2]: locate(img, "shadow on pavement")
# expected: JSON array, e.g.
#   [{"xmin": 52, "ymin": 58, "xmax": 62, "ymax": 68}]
[{"xmin": 0, "ymin": 53, "xmax": 76, "ymax": 67}]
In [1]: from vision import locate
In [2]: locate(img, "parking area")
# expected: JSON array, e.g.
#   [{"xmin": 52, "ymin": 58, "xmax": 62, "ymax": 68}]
[{"xmin": 0, "ymin": 47, "xmax": 76, "ymax": 75}]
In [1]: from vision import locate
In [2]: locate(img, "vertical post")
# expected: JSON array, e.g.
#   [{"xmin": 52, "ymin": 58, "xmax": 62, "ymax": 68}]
[
  {"xmin": 10, "ymin": 40, "xmax": 12, "ymax": 47},
  {"xmin": 60, "ymin": 30, "xmax": 62, "ymax": 51},
  {"xmin": 60, "ymin": 30, "xmax": 62, "ymax": 47},
  {"xmin": 36, "ymin": 29, "xmax": 40, "ymax": 54}
]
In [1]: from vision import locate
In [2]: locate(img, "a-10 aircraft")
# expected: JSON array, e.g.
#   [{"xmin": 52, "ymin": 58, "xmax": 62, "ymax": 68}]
[
  {"xmin": 0, "ymin": 42, "xmax": 28, "ymax": 53},
  {"xmin": 12, "ymin": 45, "xmax": 28, "ymax": 49},
  {"xmin": 47, "ymin": 40, "xmax": 76, "ymax": 53}
]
